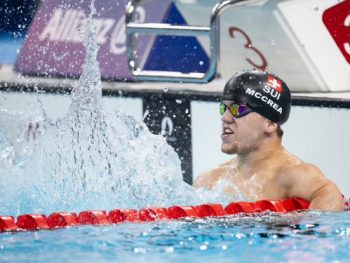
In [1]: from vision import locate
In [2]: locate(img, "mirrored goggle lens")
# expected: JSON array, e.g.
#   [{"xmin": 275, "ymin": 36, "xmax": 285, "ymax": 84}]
[{"xmin": 220, "ymin": 103, "xmax": 251, "ymax": 118}]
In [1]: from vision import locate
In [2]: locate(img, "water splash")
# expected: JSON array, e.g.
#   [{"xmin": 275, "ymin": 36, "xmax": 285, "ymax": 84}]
[{"xmin": 0, "ymin": 2, "xmax": 235, "ymax": 216}]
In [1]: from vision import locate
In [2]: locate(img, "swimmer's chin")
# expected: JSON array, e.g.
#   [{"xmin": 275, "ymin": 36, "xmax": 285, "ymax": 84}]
[{"xmin": 221, "ymin": 144, "xmax": 237, "ymax": 154}]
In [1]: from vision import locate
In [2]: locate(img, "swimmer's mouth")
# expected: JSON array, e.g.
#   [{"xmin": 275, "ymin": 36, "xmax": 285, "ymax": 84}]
[{"xmin": 222, "ymin": 128, "xmax": 234, "ymax": 136}]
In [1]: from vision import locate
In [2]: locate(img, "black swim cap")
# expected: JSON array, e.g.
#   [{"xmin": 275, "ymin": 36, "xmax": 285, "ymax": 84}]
[{"xmin": 222, "ymin": 70, "xmax": 291, "ymax": 124}]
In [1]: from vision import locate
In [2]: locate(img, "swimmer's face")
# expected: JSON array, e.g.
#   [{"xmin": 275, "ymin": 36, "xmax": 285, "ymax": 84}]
[{"xmin": 220, "ymin": 101, "xmax": 267, "ymax": 154}]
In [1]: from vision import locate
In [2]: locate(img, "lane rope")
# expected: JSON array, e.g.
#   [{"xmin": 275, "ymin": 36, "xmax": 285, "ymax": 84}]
[{"xmin": 0, "ymin": 197, "xmax": 313, "ymax": 232}]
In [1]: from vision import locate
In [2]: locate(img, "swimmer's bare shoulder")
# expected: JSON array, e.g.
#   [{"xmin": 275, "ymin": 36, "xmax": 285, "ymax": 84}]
[
  {"xmin": 193, "ymin": 159, "xmax": 237, "ymax": 189},
  {"xmin": 277, "ymin": 160, "xmax": 344, "ymax": 211}
]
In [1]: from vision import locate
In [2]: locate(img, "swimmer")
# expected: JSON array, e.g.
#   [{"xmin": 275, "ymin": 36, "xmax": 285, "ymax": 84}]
[{"xmin": 194, "ymin": 70, "xmax": 344, "ymax": 211}]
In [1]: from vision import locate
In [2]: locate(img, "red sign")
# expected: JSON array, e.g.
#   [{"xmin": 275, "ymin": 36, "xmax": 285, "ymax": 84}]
[{"xmin": 323, "ymin": 0, "xmax": 350, "ymax": 64}]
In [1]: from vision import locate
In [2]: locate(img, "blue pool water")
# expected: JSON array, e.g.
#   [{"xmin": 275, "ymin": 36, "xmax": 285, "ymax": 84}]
[{"xmin": 1, "ymin": 211, "xmax": 350, "ymax": 262}]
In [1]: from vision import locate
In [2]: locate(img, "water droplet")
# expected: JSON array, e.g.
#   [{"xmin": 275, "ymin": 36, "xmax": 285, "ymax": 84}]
[
  {"xmin": 235, "ymin": 233, "xmax": 245, "ymax": 239},
  {"xmin": 163, "ymin": 87, "xmax": 169, "ymax": 92},
  {"xmin": 134, "ymin": 247, "xmax": 146, "ymax": 254},
  {"xmin": 199, "ymin": 245, "xmax": 207, "ymax": 250},
  {"xmin": 270, "ymin": 39, "xmax": 276, "ymax": 46},
  {"xmin": 314, "ymin": 6, "xmax": 319, "ymax": 11},
  {"xmin": 175, "ymin": 99, "xmax": 182, "ymax": 104},
  {"xmin": 165, "ymin": 246, "xmax": 174, "ymax": 253}
]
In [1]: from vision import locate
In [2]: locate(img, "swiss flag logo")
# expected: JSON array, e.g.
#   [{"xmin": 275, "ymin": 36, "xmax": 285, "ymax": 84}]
[
  {"xmin": 266, "ymin": 75, "xmax": 283, "ymax": 93},
  {"xmin": 323, "ymin": 0, "xmax": 350, "ymax": 64}
]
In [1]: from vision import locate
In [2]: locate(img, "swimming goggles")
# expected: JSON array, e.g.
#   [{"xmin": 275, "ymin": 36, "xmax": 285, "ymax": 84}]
[{"xmin": 220, "ymin": 102, "xmax": 252, "ymax": 118}]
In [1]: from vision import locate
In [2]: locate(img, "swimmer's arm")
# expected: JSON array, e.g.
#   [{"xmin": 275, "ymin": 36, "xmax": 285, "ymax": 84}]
[{"xmin": 284, "ymin": 164, "xmax": 344, "ymax": 211}]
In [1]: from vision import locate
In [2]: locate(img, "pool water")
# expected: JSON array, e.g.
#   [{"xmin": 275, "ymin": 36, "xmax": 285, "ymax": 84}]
[{"xmin": 1, "ymin": 211, "xmax": 350, "ymax": 262}]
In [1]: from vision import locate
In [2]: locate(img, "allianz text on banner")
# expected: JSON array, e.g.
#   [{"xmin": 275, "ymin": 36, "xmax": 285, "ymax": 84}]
[{"xmin": 15, "ymin": 0, "xmax": 172, "ymax": 80}]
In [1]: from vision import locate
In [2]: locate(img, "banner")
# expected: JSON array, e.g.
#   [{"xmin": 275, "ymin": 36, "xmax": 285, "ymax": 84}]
[{"xmin": 15, "ymin": 0, "xmax": 171, "ymax": 80}]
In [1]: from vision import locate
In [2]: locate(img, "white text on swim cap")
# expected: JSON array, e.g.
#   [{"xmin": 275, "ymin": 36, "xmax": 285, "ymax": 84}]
[
  {"xmin": 246, "ymin": 88, "xmax": 282, "ymax": 114},
  {"xmin": 263, "ymin": 86, "xmax": 281, "ymax": 100}
]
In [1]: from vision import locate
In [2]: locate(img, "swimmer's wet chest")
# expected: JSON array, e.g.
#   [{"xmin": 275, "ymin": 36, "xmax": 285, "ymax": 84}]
[{"xmin": 220, "ymin": 167, "xmax": 284, "ymax": 199}]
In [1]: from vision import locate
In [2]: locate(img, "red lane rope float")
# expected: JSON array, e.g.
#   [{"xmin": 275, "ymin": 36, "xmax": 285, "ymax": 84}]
[
  {"xmin": 139, "ymin": 208, "xmax": 168, "ymax": 221},
  {"xmin": 0, "ymin": 197, "xmax": 310, "ymax": 233},
  {"xmin": 77, "ymin": 210, "xmax": 110, "ymax": 225},
  {"xmin": 225, "ymin": 202, "xmax": 256, "ymax": 214},
  {"xmin": 47, "ymin": 212, "xmax": 78, "ymax": 228},
  {"xmin": 16, "ymin": 214, "xmax": 49, "ymax": 231},
  {"xmin": 166, "ymin": 206, "xmax": 197, "ymax": 219},
  {"xmin": 193, "ymin": 204, "xmax": 226, "ymax": 217},
  {"xmin": 0, "ymin": 216, "xmax": 17, "ymax": 232}
]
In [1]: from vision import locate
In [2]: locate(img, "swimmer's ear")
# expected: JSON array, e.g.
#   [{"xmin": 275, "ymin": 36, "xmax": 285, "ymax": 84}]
[{"xmin": 264, "ymin": 119, "xmax": 278, "ymax": 134}]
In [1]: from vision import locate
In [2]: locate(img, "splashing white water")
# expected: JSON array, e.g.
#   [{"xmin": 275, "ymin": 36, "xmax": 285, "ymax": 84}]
[{"xmin": 0, "ymin": 2, "xmax": 237, "ymax": 216}]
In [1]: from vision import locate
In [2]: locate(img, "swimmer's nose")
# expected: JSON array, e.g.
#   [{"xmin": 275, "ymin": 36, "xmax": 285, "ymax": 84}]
[{"xmin": 221, "ymin": 109, "xmax": 235, "ymax": 123}]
